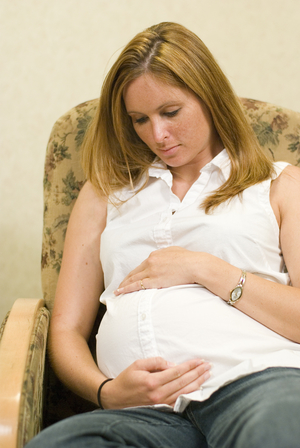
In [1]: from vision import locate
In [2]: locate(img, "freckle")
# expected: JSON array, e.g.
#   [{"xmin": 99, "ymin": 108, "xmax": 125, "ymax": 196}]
[{"xmin": 86, "ymin": 262, "xmax": 88, "ymax": 265}]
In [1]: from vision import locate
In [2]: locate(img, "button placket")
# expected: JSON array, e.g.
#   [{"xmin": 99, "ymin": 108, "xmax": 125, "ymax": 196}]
[
  {"xmin": 137, "ymin": 290, "xmax": 159, "ymax": 358},
  {"xmin": 153, "ymin": 209, "xmax": 174, "ymax": 249}
]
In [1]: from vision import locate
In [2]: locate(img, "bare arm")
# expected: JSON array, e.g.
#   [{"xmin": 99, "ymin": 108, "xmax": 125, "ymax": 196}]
[
  {"xmin": 116, "ymin": 166, "xmax": 300, "ymax": 343},
  {"xmin": 231, "ymin": 165, "xmax": 300, "ymax": 342},
  {"xmin": 48, "ymin": 181, "xmax": 108, "ymax": 404}
]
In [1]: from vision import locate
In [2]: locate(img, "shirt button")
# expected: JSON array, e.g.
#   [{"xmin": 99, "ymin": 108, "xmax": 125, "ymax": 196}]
[{"xmin": 141, "ymin": 313, "xmax": 146, "ymax": 321}]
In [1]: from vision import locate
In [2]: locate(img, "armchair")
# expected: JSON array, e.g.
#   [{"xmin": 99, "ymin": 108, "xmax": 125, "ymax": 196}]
[{"xmin": 0, "ymin": 97, "xmax": 299, "ymax": 447}]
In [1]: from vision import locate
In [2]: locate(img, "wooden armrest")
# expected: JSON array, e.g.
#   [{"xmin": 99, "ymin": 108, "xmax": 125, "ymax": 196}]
[{"xmin": 0, "ymin": 299, "xmax": 50, "ymax": 448}]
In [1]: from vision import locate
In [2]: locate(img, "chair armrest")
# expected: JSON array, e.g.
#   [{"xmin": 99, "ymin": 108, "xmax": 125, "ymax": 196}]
[{"xmin": 0, "ymin": 299, "xmax": 50, "ymax": 448}]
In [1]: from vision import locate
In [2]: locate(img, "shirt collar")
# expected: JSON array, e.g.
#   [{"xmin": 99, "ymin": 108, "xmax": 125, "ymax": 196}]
[
  {"xmin": 200, "ymin": 149, "xmax": 231, "ymax": 182},
  {"xmin": 148, "ymin": 148, "xmax": 231, "ymax": 183}
]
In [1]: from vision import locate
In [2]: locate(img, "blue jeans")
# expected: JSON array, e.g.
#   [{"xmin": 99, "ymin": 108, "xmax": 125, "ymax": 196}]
[{"xmin": 26, "ymin": 368, "xmax": 300, "ymax": 447}]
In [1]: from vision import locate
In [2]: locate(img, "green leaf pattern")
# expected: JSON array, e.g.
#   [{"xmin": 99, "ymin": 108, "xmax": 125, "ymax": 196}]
[{"xmin": 240, "ymin": 99, "xmax": 300, "ymax": 164}]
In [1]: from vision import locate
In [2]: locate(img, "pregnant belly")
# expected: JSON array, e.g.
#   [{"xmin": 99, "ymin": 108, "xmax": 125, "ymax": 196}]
[{"xmin": 96, "ymin": 284, "xmax": 294, "ymax": 379}]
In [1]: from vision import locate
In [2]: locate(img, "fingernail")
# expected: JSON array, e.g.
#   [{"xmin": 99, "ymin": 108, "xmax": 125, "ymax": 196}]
[
  {"xmin": 114, "ymin": 288, "xmax": 122, "ymax": 295},
  {"xmin": 203, "ymin": 371, "xmax": 211, "ymax": 380},
  {"xmin": 167, "ymin": 361, "xmax": 177, "ymax": 367}
]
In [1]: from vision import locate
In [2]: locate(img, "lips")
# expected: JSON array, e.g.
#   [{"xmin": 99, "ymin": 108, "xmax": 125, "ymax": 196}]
[{"xmin": 159, "ymin": 144, "xmax": 180, "ymax": 154}]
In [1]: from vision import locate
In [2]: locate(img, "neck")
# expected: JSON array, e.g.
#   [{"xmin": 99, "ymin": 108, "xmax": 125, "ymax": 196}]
[{"xmin": 169, "ymin": 145, "xmax": 223, "ymax": 184}]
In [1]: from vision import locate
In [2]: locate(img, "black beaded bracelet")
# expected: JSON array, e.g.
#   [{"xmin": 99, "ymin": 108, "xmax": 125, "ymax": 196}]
[{"xmin": 97, "ymin": 378, "xmax": 113, "ymax": 409}]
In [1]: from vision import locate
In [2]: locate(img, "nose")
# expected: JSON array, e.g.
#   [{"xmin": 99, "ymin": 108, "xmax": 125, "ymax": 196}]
[{"xmin": 152, "ymin": 119, "xmax": 169, "ymax": 145}]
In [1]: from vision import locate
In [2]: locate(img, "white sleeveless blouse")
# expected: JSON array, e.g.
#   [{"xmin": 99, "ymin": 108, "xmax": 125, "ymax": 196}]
[{"xmin": 96, "ymin": 149, "xmax": 300, "ymax": 412}]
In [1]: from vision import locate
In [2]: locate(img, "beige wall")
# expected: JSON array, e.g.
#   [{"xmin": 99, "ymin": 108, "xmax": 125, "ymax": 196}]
[{"xmin": 1, "ymin": 0, "xmax": 299, "ymax": 322}]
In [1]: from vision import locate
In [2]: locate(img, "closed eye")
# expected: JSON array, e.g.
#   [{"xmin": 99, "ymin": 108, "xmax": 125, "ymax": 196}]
[
  {"xmin": 132, "ymin": 108, "xmax": 180, "ymax": 125},
  {"xmin": 164, "ymin": 109, "xmax": 180, "ymax": 118},
  {"xmin": 134, "ymin": 116, "xmax": 148, "ymax": 125}
]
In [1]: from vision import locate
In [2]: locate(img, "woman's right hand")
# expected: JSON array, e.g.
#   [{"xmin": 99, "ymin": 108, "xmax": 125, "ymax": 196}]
[{"xmin": 100, "ymin": 357, "xmax": 211, "ymax": 409}]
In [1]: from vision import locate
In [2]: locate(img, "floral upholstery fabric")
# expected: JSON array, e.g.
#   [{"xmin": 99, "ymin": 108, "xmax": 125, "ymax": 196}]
[
  {"xmin": 42, "ymin": 99, "xmax": 98, "ymax": 314},
  {"xmin": 240, "ymin": 99, "xmax": 300, "ymax": 163},
  {"xmin": 40, "ymin": 98, "xmax": 300, "ymax": 427}
]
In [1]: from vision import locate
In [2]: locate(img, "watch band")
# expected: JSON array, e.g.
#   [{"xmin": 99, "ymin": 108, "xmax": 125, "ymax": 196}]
[{"xmin": 228, "ymin": 270, "xmax": 247, "ymax": 306}]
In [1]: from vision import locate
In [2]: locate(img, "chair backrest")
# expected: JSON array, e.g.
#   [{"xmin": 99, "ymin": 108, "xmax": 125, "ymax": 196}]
[{"xmin": 41, "ymin": 98, "xmax": 300, "ymax": 313}]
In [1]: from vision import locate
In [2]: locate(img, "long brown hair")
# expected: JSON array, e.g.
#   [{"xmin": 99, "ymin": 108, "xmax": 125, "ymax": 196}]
[{"xmin": 82, "ymin": 22, "xmax": 274, "ymax": 212}]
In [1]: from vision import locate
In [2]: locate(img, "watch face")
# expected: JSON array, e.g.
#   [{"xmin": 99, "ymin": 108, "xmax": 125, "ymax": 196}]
[{"xmin": 231, "ymin": 286, "xmax": 242, "ymax": 302}]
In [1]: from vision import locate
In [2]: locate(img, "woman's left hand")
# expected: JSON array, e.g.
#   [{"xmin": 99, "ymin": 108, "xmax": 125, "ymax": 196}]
[{"xmin": 114, "ymin": 246, "xmax": 199, "ymax": 295}]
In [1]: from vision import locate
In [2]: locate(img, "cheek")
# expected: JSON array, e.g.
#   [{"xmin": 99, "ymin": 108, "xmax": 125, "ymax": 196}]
[
  {"xmin": 190, "ymin": 117, "xmax": 210, "ymax": 138},
  {"xmin": 173, "ymin": 121, "xmax": 189, "ymax": 141},
  {"xmin": 134, "ymin": 126, "xmax": 152, "ymax": 146}
]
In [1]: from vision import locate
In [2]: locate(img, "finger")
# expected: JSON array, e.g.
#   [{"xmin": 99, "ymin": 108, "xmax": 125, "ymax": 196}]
[
  {"xmin": 163, "ymin": 364, "xmax": 211, "ymax": 404},
  {"xmin": 134, "ymin": 357, "xmax": 176, "ymax": 373},
  {"xmin": 115, "ymin": 270, "xmax": 159, "ymax": 294},
  {"xmin": 155, "ymin": 358, "xmax": 209, "ymax": 383},
  {"xmin": 116, "ymin": 263, "xmax": 149, "ymax": 290},
  {"xmin": 152, "ymin": 359, "xmax": 211, "ymax": 396},
  {"xmin": 120, "ymin": 260, "xmax": 148, "ymax": 284},
  {"xmin": 119, "ymin": 274, "xmax": 146, "ymax": 289},
  {"xmin": 142, "ymin": 359, "xmax": 210, "ymax": 406},
  {"xmin": 119, "ymin": 271, "xmax": 141, "ymax": 286},
  {"xmin": 114, "ymin": 278, "xmax": 148, "ymax": 295}
]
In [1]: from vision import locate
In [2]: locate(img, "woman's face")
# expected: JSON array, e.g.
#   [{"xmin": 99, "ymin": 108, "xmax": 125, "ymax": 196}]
[{"xmin": 123, "ymin": 74, "xmax": 223, "ymax": 176}]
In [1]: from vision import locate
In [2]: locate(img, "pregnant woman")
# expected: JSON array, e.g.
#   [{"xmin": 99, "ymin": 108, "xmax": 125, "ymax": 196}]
[{"xmin": 27, "ymin": 22, "xmax": 300, "ymax": 448}]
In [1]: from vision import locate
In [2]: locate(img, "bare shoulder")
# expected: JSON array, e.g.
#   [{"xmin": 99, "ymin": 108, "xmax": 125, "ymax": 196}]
[
  {"xmin": 271, "ymin": 165, "xmax": 300, "ymax": 201},
  {"xmin": 76, "ymin": 180, "xmax": 107, "ymax": 208},
  {"xmin": 270, "ymin": 165, "xmax": 300, "ymax": 227},
  {"xmin": 271, "ymin": 164, "xmax": 300, "ymax": 227},
  {"xmin": 64, "ymin": 181, "xmax": 108, "ymax": 243},
  {"xmin": 275, "ymin": 164, "xmax": 300, "ymax": 188},
  {"xmin": 72, "ymin": 180, "xmax": 107, "ymax": 219}
]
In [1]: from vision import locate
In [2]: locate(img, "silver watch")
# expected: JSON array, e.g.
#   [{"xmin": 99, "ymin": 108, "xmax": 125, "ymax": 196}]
[{"xmin": 228, "ymin": 270, "xmax": 247, "ymax": 306}]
